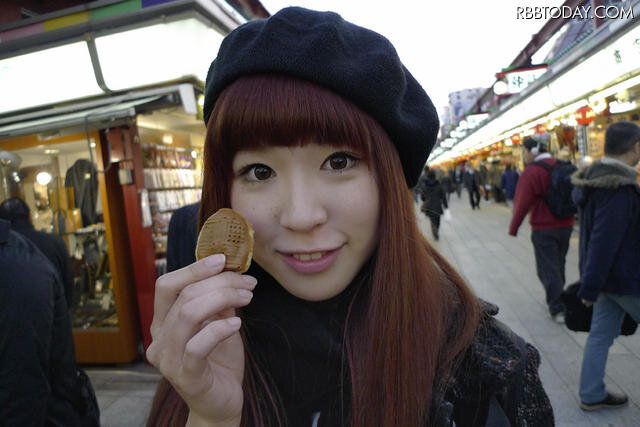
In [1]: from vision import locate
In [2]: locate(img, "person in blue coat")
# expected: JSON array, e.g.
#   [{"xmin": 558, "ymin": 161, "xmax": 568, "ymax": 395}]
[
  {"xmin": 570, "ymin": 121, "xmax": 640, "ymax": 411},
  {"xmin": 166, "ymin": 202, "xmax": 200, "ymax": 273},
  {"xmin": 500, "ymin": 164, "xmax": 520, "ymax": 208}
]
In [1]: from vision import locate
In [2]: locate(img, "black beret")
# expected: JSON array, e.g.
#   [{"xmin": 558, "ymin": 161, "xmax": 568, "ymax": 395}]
[{"xmin": 203, "ymin": 7, "xmax": 439, "ymax": 187}]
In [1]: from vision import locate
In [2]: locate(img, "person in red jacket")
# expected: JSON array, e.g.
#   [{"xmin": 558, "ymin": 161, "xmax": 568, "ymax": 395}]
[{"xmin": 509, "ymin": 137, "xmax": 575, "ymax": 323}]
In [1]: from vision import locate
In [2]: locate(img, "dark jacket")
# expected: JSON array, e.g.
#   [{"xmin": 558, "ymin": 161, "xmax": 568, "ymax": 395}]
[
  {"xmin": 10, "ymin": 218, "xmax": 74, "ymax": 309},
  {"xmin": 571, "ymin": 158, "xmax": 640, "ymax": 302},
  {"xmin": 166, "ymin": 202, "xmax": 200, "ymax": 272},
  {"xmin": 0, "ymin": 219, "xmax": 88, "ymax": 426},
  {"xmin": 463, "ymin": 170, "xmax": 480, "ymax": 190},
  {"xmin": 420, "ymin": 178, "xmax": 448, "ymax": 216},
  {"xmin": 501, "ymin": 170, "xmax": 520, "ymax": 200},
  {"xmin": 437, "ymin": 303, "xmax": 554, "ymax": 427},
  {"xmin": 65, "ymin": 159, "xmax": 99, "ymax": 226}
]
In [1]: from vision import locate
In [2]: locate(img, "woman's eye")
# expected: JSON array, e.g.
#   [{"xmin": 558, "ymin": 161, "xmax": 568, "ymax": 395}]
[
  {"xmin": 323, "ymin": 152, "xmax": 359, "ymax": 171},
  {"xmin": 240, "ymin": 164, "xmax": 274, "ymax": 181}
]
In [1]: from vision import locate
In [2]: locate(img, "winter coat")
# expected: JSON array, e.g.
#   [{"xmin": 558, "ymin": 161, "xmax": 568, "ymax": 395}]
[
  {"xmin": 463, "ymin": 170, "xmax": 480, "ymax": 190},
  {"xmin": 571, "ymin": 158, "xmax": 640, "ymax": 302},
  {"xmin": 10, "ymin": 218, "xmax": 74, "ymax": 310},
  {"xmin": 166, "ymin": 202, "xmax": 200, "ymax": 272},
  {"xmin": 435, "ymin": 302, "xmax": 554, "ymax": 427},
  {"xmin": 488, "ymin": 165, "xmax": 502, "ymax": 187},
  {"xmin": 509, "ymin": 156, "xmax": 575, "ymax": 236},
  {"xmin": 420, "ymin": 178, "xmax": 448, "ymax": 216},
  {"xmin": 65, "ymin": 159, "xmax": 99, "ymax": 226},
  {"xmin": 501, "ymin": 170, "xmax": 520, "ymax": 200},
  {"xmin": 0, "ymin": 219, "xmax": 89, "ymax": 426}
]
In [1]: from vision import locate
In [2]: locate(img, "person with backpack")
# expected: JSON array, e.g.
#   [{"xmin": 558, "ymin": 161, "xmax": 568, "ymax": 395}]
[
  {"xmin": 509, "ymin": 137, "xmax": 576, "ymax": 323},
  {"xmin": 571, "ymin": 121, "xmax": 640, "ymax": 411}
]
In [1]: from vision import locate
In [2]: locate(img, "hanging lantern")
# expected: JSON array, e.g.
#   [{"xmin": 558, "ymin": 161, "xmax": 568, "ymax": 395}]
[
  {"xmin": 510, "ymin": 134, "xmax": 522, "ymax": 145},
  {"xmin": 534, "ymin": 123, "xmax": 546, "ymax": 135},
  {"xmin": 575, "ymin": 106, "xmax": 596, "ymax": 125}
]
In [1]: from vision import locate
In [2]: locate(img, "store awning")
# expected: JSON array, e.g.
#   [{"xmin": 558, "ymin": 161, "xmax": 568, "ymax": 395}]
[{"xmin": 0, "ymin": 94, "xmax": 171, "ymax": 139}]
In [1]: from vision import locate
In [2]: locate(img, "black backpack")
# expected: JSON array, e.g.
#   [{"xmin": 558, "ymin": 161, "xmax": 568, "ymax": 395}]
[{"xmin": 533, "ymin": 160, "xmax": 578, "ymax": 219}]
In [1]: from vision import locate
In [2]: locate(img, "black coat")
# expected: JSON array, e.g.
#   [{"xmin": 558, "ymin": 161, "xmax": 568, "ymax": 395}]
[
  {"xmin": 166, "ymin": 202, "xmax": 200, "ymax": 272},
  {"xmin": 65, "ymin": 159, "xmax": 99, "ymax": 226},
  {"xmin": 0, "ymin": 220, "xmax": 87, "ymax": 426},
  {"xmin": 420, "ymin": 178, "xmax": 448, "ymax": 215},
  {"xmin": 10, "ymin": 218, "xmax": 74, "ymax": 309},
  {"xmin": 571, "ymin": 159, "xmax": 640, "ymax": 302},
  {"xmin": 463, "ymin": 170, "xmax": 480, "ymax": 190}
]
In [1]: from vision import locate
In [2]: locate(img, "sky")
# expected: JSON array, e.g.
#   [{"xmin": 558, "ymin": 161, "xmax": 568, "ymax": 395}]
[{"xmin": 259, "ymin": 0, "xmax": 566, "ymax": 120}]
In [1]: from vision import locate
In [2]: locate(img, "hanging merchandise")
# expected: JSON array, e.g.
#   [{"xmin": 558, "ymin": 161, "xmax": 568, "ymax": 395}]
[{"xmin": 65, "ymin": 159, "xmax": 99, "ymax": 227}]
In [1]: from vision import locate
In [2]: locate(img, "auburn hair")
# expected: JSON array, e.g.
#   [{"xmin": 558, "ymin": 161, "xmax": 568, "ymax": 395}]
[{"xmin": 147, "ymin": 75, "xmax": 480, "ymax": 426}]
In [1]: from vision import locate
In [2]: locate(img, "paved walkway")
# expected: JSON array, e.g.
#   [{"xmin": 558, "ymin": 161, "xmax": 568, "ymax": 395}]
[{"xmin": 88, "ymin": 194, "xmax": 640, "ymax": 426}]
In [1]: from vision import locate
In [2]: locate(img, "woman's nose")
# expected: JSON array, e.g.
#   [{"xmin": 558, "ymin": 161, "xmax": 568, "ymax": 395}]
[{"xmin": 278, "ymin": 178, "xmax": 328, "ymax": 232}]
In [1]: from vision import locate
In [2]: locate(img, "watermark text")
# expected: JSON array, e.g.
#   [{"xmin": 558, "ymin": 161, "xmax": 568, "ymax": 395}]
[{"xmin": 516, "ymin": 5, "xmax": 634, "ymax": 20}]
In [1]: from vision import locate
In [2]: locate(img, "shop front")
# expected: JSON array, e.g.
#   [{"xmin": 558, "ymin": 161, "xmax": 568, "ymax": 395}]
[
  {"xmin": 430, "ymin": 4, "xmax": 640, "ymax": 175},
  {"xmin": 0, "ymin": 0, "xmax": 268, "ymax": 363}
]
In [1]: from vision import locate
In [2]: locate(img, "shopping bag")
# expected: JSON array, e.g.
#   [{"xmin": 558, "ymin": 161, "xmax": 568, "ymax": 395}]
[
  {"xmin": 561, "ymin": 282, "xmax": 637, "ymax": 335},
  {"xmin": 443, "ymin": 209, "xmax": 452, "ymax": 222}
]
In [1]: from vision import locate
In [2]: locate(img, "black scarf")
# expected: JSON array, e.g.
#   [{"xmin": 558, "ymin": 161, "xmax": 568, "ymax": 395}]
[{"xmin": 242, "ymin": 263, "xmax": 361, "ymax": 426}]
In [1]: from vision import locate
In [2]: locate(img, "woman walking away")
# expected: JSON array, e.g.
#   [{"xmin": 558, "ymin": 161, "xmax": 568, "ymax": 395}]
[
  {"xmin": 145, "ymin": 7, "xmax": 554, "ymax": 427},
  {"xmin": 420, "ymin": 170, "xmax": 448, "ymax": 240}
]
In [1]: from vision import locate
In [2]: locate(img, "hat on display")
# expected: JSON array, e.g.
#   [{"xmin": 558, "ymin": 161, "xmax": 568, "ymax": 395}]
[{"xmin": 203, "ymin": 7, "xmax": 439, "ymax": 188}]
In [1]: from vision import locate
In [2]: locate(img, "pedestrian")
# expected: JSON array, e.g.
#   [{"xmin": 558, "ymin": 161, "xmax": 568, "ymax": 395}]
[
  {"xmin": 419, "ymin": 169, "xmax": 448, "ymax": 240},
  {"xmin": 452, "ymin": 164, "xmax": 464, "ymax": 198},
  {"xmin": 166, "ymin": 201, "xmax": 200, "ymax": 273},
  {"xmin": 440, "ymin": 166, "xmax": 453, "ymax": 202},
  {"xmin": 488, "ymin": 161, "xmax": 504, "ymax": 202},
  {"xmin": 0, "ymin": 219, "xmax": 99, "ymax": 426},
  {"xmin": 501, "ymin": 164, "xmax": 520, "ymax": 208},
  {"xmin": 508, "ymin": 137, "xmax": 575, "ymax": 323},
  {"xmin": 145, "ymin": 8, "xmax": 554, "ymax": 427},
  {"xmin": 571, "ymin": 121, "xmax": 640, "ymax": 411},
  {"xmin": 463, "ymin": 163, "xmax": 481, "ymax": 209},
  {"xmin": 478, "ymin": 161, "xmax": 489, "ymax": 201},
  {"xmin": 0, "ymin": 197, "xmax": 75, "ymax": 309}
]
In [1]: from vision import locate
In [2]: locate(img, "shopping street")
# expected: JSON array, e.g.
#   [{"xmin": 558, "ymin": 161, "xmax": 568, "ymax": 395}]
[{"xmin": 87, "ymin": 195, "xmax": 640, "ymax": 427}]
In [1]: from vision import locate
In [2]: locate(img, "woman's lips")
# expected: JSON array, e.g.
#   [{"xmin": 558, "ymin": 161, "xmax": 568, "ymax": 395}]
[{"xmin": 280, "ymin": 247, "xmax": 342, "ymax": 274}]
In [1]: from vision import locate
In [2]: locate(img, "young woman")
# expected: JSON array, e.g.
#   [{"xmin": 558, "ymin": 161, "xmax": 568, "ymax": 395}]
[{"xmin": 146, "ymin": 7, "xmax": 553, "ymax": 427}]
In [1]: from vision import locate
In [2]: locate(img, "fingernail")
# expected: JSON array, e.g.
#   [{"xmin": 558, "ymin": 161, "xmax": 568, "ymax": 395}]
[
  {"xmin": 242, "ymin": 275, "xmax": 257, "ymax": 287},
  {"xmin": 206, "ymin": 254, "xmax": 225, "ymax": 267},
  {"xmin": 237, "ymin": 289, "xmax": 253, "ymax": 301},
  {"xmin": 227, "ymin": 317, "xmax": 241, "ymax": 328}
]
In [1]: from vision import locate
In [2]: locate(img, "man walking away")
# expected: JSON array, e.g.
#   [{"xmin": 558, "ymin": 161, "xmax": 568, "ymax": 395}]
[
  {"xmin": 509, "ymin": 137, "xmax": 575, "ymax": 323},
  {"xmin": 419, "ymin": 170, "xmax": 448, "ymax": 240},
  {"xmin": 501, "ymin": 164, "xmax": 520, "ymax": 208},
  {"xmin": 571, "ymin": 121, "xmax": 640, "ymax": 411},
  {"xmin": 463, "ymin": 164, "xmax": 481, "ymax": 209}
]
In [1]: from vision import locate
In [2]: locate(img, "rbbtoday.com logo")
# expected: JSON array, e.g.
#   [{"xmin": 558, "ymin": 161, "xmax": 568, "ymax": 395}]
[{"xmin": 516, "ymin": 5, "xmax": 634, "ymax": 20}]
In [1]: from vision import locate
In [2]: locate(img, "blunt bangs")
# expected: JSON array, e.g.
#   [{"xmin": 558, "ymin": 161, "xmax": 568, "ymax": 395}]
[{"xmin": 208, "ymin": 74, "xmax": 379, "ymax": 161}]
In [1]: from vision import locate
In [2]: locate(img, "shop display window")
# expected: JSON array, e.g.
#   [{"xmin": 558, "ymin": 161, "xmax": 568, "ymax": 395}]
[{"xmin": 5, "ymin": 140, "xmax": 118, "ymax": 330}]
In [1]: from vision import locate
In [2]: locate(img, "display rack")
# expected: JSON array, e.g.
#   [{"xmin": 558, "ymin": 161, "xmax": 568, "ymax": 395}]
[{"xmin": 142, "ymin": 144, "xmax": 202, "ymax": 276}]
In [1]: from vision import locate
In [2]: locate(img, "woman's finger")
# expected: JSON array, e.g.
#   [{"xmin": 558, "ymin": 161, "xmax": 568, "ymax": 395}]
[
  {"xmin": 164, "ymin": 287, "xmax": 253, "ymax": 353},
  {"xmin": 153, "ymin": 254, "xmax": 226, "ymax": 322},
  {"xmin": 182, "ymin": 317, "xmax": 242, "ymax": 375}
]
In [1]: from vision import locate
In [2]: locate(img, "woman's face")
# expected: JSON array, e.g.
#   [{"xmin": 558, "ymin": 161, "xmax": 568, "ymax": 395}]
[{"xmin": 230, "ymin": 143, "xmax": 380, "ymax": 301}]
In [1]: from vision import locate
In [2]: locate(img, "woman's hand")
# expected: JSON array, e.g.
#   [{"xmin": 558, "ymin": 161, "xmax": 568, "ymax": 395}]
[{"xmin": 146, "ymin": 254, "xmax": 256, "ymax": 425}]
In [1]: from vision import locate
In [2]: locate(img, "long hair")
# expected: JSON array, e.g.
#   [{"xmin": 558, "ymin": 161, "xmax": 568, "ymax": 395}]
[{"xmin": 147, "ymin": 75, "xmax": 480, "ymax": 426}]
